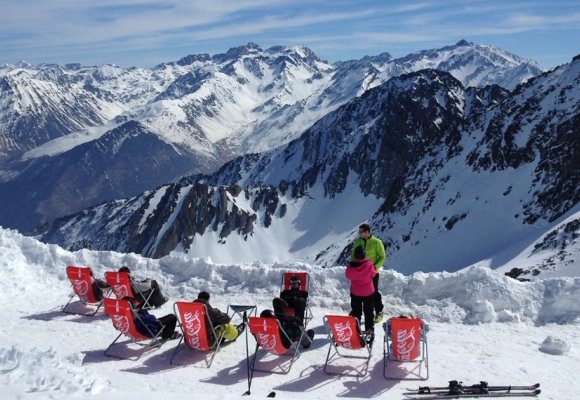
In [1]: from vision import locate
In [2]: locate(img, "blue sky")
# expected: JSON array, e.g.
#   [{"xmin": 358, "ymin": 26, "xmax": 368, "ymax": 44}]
[{"xmin": 1, "ymin": 0, "xmax": 579, "ymax": 69}]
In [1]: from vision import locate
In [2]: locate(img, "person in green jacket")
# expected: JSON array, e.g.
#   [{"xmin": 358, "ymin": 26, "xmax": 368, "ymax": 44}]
[{"xmin": 351, "ymin": 223, "xmax": 386, "ymax": 322}]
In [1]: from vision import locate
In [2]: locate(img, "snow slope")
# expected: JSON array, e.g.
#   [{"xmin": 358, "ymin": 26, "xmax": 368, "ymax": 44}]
[{"xmin": 1, "ymin": 227, "xmax": 578, "ymax": 399}]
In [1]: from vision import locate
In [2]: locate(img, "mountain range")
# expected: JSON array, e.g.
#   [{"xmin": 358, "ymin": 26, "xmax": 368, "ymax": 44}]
[
  {"xmin": 28, "ymin": 50, "xmax": 580, "ymax": 276},
  {"xmin": 1, "ymin": 40, "xmax": 545, "ymax": 231}
]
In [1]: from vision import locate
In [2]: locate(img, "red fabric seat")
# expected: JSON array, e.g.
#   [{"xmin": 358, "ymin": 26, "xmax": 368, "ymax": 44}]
[
  {"xmin": 170, "ymin": 302, "xmax": 225, "ymax": 367},
  {"xmin": 384, "ymin": 317, "xmax": 429, "ymax": 380},
  {"xmin": 249, "ymin": 317, "xmax": 292, "ymax": 355},
  {"xmin": 323, "ymin": 315, "xmax": 371, "ymax": 376},
  {"xmin": 105, "ymin": 271, "xmax": 133, "ymax": 300},
  {"xmin": 103, "ymin": 298, "xmax": 164, "ymax": 360},
  {"xmin": 104, "ymin": 298, "xmax": 149, "ymax": 341},
  {"xmin": 105, "ymin": 271, "xmax": 155, "ymax": 309},
  {"xmin": 245, "ymin": 316, "xmax": 303, "ymax": 384},
  {"xmin": 67, "ymin": 266, "xmax": 100, "ymax": 304},
  {"xmin": 62, "ymin": 266, "xmax": 105, "ymax": 316}
]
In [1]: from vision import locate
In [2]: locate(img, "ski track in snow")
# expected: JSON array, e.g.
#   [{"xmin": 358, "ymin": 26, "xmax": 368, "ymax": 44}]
[{"xmin": 0, "ymin": 227, "xmax": 578, "ymax": 399}]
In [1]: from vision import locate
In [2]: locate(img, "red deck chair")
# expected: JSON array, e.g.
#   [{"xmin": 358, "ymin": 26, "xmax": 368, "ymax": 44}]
[
  {"xmin": 323, "ymin": 315, "xmax": 372, "ymax": 376},
  {"xmin": 244, "ymin": 316, "xmax": 304, "ymax": 393},
  {"xmin": 103, "ymin": 298, "xmax": 164, "ymax": 361},
  {"xmin": 383, "ymin": 316, "xmax": 429, "ymax": 380},
  {"xmin": 105, "ymin": 271, "xmax": 155, "ymax": 309},
  {"xmin": 170, "ymin": 301, "xmax": 225, "ymax": 367},
  {"xmin": 280, "ymin": 272, "xmax": 313, "ymax": 326},
  {"xmin": 63, "ymin": 266, "xmax": 108, "ymax": 316}
]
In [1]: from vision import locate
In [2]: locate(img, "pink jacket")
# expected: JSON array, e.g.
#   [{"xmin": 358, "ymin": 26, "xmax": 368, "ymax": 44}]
[{"xmin": 345, "ymin": 258, "xmax": 376, "ymax": 297}]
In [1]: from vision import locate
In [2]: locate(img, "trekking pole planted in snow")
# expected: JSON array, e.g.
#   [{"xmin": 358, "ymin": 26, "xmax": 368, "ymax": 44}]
[{"xmin": 243, "ymin": 311, "xmax": 252, "ymax": 396}]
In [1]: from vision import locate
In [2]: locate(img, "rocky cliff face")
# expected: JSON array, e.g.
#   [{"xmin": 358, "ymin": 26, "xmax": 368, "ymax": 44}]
[
  {"xmin": 29, "ymin": 181, "xmax": 292, "ymax": 259},
  {"xmin": 30, "ymin": 69, "xmax": 495, "ymax": 261},
  {"xmin": 317, "ymin": 55, "xmax": 580, "ymax": 273}
]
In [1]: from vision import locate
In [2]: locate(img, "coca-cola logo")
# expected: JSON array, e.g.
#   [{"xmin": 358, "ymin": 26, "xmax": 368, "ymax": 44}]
[
  {"xmin": 73, "ymin": 279, "xmax": 89, "ymax": 302},
  {"xmin": 395, "ymin": 327, "xmax": 417, "ymax": 361},
  {"xmin": 112, "ymin": 315, "xmax": 137, "ymax": 339},
  {"xmin": 113, "ymin": 285, "xmax": 128, "ymax": 299},
  {"xmin": 258, "ymin": 333, "xmax": 279, "ymax": 354},
  {"xmin": 333, "ymin": 322, "xmax": 354, "ymax": 349},
  {"xmin": 184, "ymin": 311, "xmax": 204, "ymax": 350}
]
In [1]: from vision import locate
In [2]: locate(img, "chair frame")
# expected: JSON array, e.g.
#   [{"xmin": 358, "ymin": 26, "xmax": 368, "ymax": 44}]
[
  {"xmin": 103, "ymin": 299, "xmax": 165, "ymax": 361},
  {"xmin": 63, "ymin": 266, "xmax": 110, "ymax": 316},
  {"xmin": 323, "ymin": 315, "xmax": 372, "ymax": 377},
  {"xmin": 280, "ymin": 272, "xmax": 314, "ymax": 326},
  {"xmin": 170, "ymin": 302, "xmax": 225, "ymax": 367},
  {"xmin": 383, "ymin": 318, "xmax": 429, "ymax": 380},
  {"xmin": 105, "ymin": 271, "xmax": 156, "ymax": 310},
  {"xmin": 247, "ymin": 317, "xmax": 305, "ymax": 377}
]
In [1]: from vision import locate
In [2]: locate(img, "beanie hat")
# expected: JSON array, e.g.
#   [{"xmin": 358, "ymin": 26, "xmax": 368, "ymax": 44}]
[{"xmin": 354, "ymin": 245, "xmax": 366, "ymax": 260}]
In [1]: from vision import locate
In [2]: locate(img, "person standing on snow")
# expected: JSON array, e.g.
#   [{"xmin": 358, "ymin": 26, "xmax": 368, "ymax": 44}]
[
  {"xmin": 346, "ymin": 245, "xmax": 376, "ymax": 341},
  {"xmin": 351, "ymin": 223, "xmax": 386, "ymax": 322}
]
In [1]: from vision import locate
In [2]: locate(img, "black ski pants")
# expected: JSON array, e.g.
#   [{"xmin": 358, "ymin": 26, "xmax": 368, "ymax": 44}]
[
  {"xmin": 156, "ymin": 314, "xmax": 178, "ymax": 339},
  {"xmin": 273, "ymin": 297, "xmax": 306, "ymax": 324},
  {"xmin": 351, "ymin": 293, "xmax": 375, "ymax": 332}
]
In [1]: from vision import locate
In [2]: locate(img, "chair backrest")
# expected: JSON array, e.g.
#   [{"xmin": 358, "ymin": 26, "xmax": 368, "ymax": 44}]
[
  {"xmin": 174, "ymin": 302, "xmax": 213, "ymax": 351},
  {"xmin": 325, "ymin": 315, "xmax": 364, "ymax": 350},
  {"xmin": 249, "ymin": 317, "xmax": 290, "ymax": 355},
  {"xmin": 105, "ymin": 271, "xmax": 135, "ymax": 300},
  {"xmin": 104, "ymin": 298, "xmax": 149, "ymax": 341},
  {"xmin": 281, "ymin": 272, "xmax": 309, "ymax": 292},
  {"xmin": 66, "ymin": 266, "xmax": 99, "ymax": 304},
  {"xmin": 390, "ymin": 317, "xmax": 422, "ymax": 361}
]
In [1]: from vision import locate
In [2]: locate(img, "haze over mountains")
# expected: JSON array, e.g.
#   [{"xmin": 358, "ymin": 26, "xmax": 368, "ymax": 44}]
[
  {"xmin": 24, "ymin": 42, "xmax": 580, "ymax": 277},
  {"xmin": 0, "ymin": 40, "xmax": 544, "ymax": 232}
]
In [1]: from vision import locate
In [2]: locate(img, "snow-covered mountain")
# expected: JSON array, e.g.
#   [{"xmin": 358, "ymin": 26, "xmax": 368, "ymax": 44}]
[
  {"xmin": 0, "ymin": 72, "xmax": 125, "ymax": 163},
  {"xmin": 29, "ymin": 53, "xmax": 580, "ymax": 277},
  {"xmin": 2, "ymin": 41, "xmax": 545, "ymax": 232}
]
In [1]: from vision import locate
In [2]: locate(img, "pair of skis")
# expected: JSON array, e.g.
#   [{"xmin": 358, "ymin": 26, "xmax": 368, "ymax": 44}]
[{"xmin": 404, "ymin": 381, "xmax": 540, "ymax": 399}]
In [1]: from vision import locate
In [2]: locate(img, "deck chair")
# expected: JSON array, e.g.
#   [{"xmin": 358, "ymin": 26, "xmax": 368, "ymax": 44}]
[
  {"xmin": 105, "ymin": 271, "xmax": 155, "ymax": 309},
  {"xmin": 383, "ymin": 316, "xmax": 429, "ymax": 380},
  {"xmin": 323, "ymin": 315, "xmax": 372, "ymax": 376},
  {"xmin": 247, "ymin": 316, "xmax": 304, "ymax": 375},
  {"xmin": 103, "ymin": 298, "xmax": 165, "ymax": 361},
  {"xmin": 280, "ymin": 272, "xmax": 313, "ymax": 326},
  {"xmin": 170, "ymin": 301, "xmax": 225, "ymax": 367},
  {"xmin": 63, "ymin": 266, "xmax": 108, "ymax": 316}
]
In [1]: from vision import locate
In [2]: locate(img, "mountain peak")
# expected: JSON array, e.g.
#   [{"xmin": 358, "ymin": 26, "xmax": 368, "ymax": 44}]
[
  {"xmin": 455, "ymin": 39, "xmax": 472, "ymax": 47},
  {"xmin": 213, "ymin": 42, "xmax": 264, "ymax": 63}
]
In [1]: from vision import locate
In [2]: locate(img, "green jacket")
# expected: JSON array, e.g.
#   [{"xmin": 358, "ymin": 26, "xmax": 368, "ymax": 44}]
[{"xmin": 351, "ymin": 234, "xmax": 386, "ymax": 273}]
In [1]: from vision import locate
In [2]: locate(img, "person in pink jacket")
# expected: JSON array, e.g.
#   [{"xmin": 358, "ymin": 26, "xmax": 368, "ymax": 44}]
[{"xmin": 346, "ymin": 245, "xmax": 377, "ymax": 338}]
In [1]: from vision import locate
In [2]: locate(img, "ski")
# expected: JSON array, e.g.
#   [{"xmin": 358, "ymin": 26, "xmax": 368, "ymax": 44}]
[
  {"xmin": 406, "ymin": 383, "xmax": 540, "ymax": 393},
  {"xmin": 403, "ymin": 389, "xmax": 541, "ymax": 399}
]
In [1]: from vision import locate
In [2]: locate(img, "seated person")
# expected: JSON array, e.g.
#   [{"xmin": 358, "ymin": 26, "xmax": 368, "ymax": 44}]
[
  {"xmin": 260, "ymin": 309, "xmax": 314, "ymax": 349},
  {"xmin": 277, "ymin": 275, "xmax": 309, "ymax": 322},
  {"xmin": 118, "ymin": 266, "xmax": 168, "ymax": 308},
  {"xmin": 124, "ymin": 296, "xmax": 181, "ymax": 340},
  {"xmin": 89, "ymin": 268, "xmax": 110, "ymax": 302},
  {"xmin": 193, "ymin": 291, "xmax": 245, "ymax": 348}
]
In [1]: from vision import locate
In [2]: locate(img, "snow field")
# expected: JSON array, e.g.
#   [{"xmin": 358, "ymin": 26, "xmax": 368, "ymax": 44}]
[{"xmin": 0, "ymin": 227, "xmax": 579, "ymax": 399}]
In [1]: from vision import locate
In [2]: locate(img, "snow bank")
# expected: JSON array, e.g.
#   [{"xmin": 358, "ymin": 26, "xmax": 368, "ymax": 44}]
[
  {"xmin": 539, "ymin": 336, "xmax": 571, "ymax": 355},
  {"xmin": 1, "ymin": 227, "xmax": 579, "ymax": 326}
]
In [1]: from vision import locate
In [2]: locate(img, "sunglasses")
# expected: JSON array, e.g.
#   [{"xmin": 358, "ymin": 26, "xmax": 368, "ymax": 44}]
[{"xmin": 359, "ymin": 230, "xmax": 366, "ymax": 233}]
